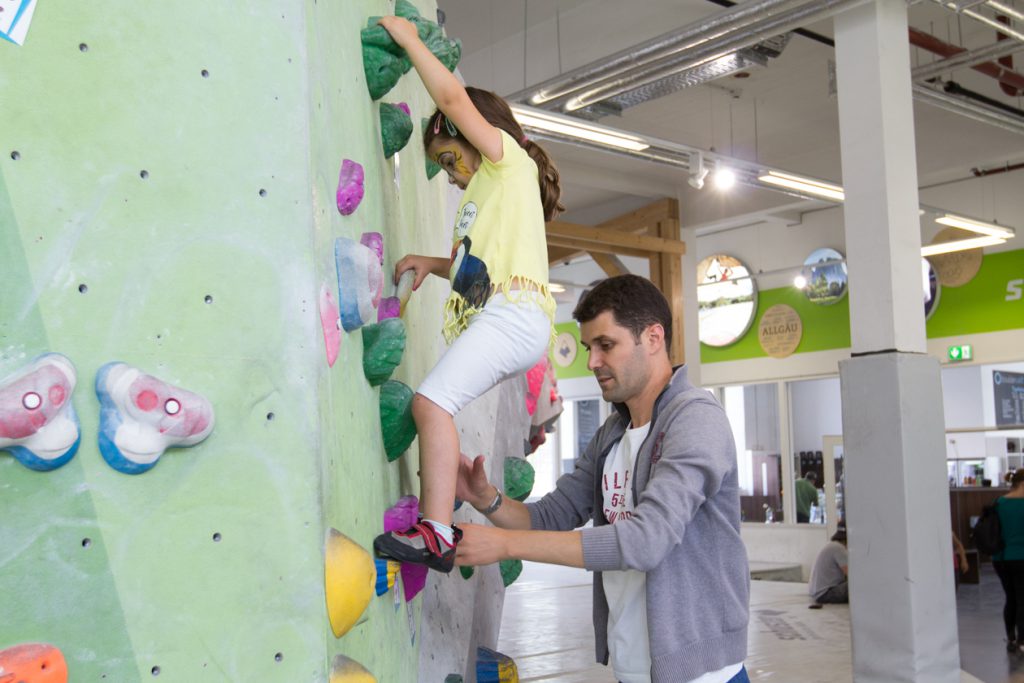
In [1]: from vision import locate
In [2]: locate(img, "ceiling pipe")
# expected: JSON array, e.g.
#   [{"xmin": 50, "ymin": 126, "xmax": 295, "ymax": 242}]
[
  {"xmin": 912, "ymin": 82, "xmax": 1024, "ymax": 135},
  {"xmin": 504, "ymin": 0, "xmax": 802, "ymax": 107},
  {"xmin": 972, "ymin": 160, "xmax": 1024, "ymax": 176},
  {"xmin": 559, "ymin": 0, "xmax": 869, "ymax": 112},
  {"xmin": 908, "ymin": 27, "xmax": 1024, "ymax": 95},
  {"xmin": 912, "ymin": 38, "xmax": 1023, "ymax": 82},
  {"xmin": 996, "ymin": 15, "xmax": 1019, "ymax": 96}
]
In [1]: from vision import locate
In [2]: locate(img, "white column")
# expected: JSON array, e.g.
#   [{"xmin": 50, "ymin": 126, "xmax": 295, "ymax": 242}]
[{"xmin": 834, "ymin": 0, "xmax": 960, "ymax": 681}]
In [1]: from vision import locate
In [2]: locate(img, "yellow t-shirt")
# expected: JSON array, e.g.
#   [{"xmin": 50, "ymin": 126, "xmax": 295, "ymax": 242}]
[{"xmin": 442, "ymin": 130, "xmax": 556, "ymax": 343}]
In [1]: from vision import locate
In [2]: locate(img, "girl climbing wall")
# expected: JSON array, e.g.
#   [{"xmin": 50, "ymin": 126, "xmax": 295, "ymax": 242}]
[{"xmin": 373, "ymin": 15, "xmax": 563, "ymax": 573}]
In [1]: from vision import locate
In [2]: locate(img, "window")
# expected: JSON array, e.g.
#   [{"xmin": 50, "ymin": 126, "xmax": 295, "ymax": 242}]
[
  {"xmin": 718, "ymin": 384, "xmax": 783, "ymax": 523},
  {"xmin": 788, "ymin": 377, "xmax": 843, "ymax": 526}
]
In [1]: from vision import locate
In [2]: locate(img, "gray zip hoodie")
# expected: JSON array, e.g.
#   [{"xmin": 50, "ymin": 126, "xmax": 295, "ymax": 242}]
[{"xmin": 527, "ymin": 366, "xmax": 749, "ymax": 682}]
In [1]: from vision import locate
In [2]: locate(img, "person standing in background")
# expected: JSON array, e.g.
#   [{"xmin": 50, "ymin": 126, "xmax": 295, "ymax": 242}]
[
  {"xmin": 994, "ymin": 470, "xmax": 1024, "ymax": 653},
  {"xmin": 795, "ymin": 471, "xmax": 819, "ymax": 523}
]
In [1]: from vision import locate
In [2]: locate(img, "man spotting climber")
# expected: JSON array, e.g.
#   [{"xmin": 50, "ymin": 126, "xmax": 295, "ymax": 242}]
[{"xmin": 455, "ymin": 274, "xmax": 751, "ymax": 683}]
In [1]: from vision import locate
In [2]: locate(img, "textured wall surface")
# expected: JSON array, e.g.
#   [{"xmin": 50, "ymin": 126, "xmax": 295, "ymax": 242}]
[{"xmin": 1, "ymin": 2, "xmax": 518, "ymax": 681}]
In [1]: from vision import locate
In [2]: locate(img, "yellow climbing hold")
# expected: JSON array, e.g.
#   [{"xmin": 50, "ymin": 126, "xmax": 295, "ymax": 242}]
[
  {"xmin": 324, "ymin": 528, "xmax": 376, "ymax": 638},
  {"xmin": 330, "ymin": 654, "xmax": 377, "ymax": 682}
]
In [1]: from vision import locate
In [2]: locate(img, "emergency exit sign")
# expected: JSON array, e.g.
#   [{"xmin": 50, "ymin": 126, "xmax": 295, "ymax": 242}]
[{"xmin": 948, "ymin": 344, "xmax": 973, "ymax": 362}]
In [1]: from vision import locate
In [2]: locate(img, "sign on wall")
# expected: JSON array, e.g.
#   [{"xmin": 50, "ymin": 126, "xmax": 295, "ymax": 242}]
[
  {"xmin": 994, "ymin": 370, "xmax": 1024, "ymax": 427},
  {"xmin": 758, "ymin": 304, "xmax": 803, "ymax": 359}
]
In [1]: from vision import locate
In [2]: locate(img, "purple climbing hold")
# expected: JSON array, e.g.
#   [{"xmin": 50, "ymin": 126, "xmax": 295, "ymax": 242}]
[
  {"xmin": 377, "ymin": 297, "xmax": 400, "ymax": 321},
  {"xmin": 383, "ymin": 495, "xmax": 428, "ymax": 601},
  {"xmin": 335, "ymin": 159, "xmax": 365, "ymax": 216},
  {"xmin": 359, "ymin": 232, "xmax": 384, "ymax": 265},
  {"xmin": 396, "ymin": 102, "xmax": 411, "ymax": 116}
]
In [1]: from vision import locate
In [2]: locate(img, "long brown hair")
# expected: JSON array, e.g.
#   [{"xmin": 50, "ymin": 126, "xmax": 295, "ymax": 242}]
[{"xmin": 423, "ymin": 86, "xmax": 564, "ymax": 221}]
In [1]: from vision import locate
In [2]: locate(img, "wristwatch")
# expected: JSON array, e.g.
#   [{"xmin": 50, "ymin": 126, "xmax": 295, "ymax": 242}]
[{"xmin": 476, "ymin": 489, "xmax": 503, "ymax": 515}]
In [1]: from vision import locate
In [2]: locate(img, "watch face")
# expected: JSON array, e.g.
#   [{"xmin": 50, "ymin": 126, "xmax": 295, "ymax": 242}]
[{"xmin": 554, "ymin": 332, "xmax": 577, "ymax": 367}]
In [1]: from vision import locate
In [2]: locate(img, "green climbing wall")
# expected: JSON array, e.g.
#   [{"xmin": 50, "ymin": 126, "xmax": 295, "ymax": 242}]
[{"xmin": 1, "ymin": 1, "xmax": 455, "ymax": 680}]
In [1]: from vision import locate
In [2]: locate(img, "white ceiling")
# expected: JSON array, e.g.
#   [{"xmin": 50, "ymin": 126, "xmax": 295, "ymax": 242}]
[{"xmin": 437, "ymin": 0, "xmax": 1024, "ymax": 226}]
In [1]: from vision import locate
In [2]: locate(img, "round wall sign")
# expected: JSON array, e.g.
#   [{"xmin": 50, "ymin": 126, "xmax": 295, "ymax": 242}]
[
  {"xmin": 758, "ymin": 304, "xmax": 803, "ymax": 359},
  {"xmin": 553, "ymin": 331, "xmax": 578, "ymax": 367},
  {"xmin": 926, "ymin": 227, "xmax": 983, "ymax": 287}
]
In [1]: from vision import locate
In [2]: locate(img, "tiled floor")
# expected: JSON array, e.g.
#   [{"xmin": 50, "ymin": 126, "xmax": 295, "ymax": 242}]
[{"xmin": 498, "ymin": 562, "xmax": 1020, "ymax": 682}]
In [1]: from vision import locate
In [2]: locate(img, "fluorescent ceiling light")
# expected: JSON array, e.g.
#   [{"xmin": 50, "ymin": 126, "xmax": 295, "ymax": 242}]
[
  {"xmin": 510, "ymin": 106, "xmax": 650, "ymax": 152},
  {"xmin": 757, "ymin": 171, "xmax": 845, "ymax": 201},
  {"xmin": 987, "ymin": 0, "xmax": 1024, "ymax": 21},
  {"xmin": 934, "ymin": 214, "xmax": 1015, "ymax": 239},
  {"xmin": 921, "ymin": 235, "xmax": 1006, "ymax": 256}
]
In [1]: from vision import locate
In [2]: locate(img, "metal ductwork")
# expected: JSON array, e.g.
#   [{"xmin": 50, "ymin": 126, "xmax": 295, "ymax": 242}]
[
  {"xmin": 908, "ymin": 27, "xmax": 1024, "ymax": 95},
  {"xmin": 912, "ymin": 39, "xmax": 1023, "ymax": 82},
  {"xmin": 913, "ymin": 82, "xmax": 1024, "ymax": 136},
  {"xmin": 506, "ymin": 0, "xmax": 871, "ymax": 116}
]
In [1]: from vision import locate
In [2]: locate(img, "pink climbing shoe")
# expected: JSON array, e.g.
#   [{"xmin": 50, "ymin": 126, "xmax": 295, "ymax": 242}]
[{"xmin": 374, "ymin": 520, "xmax": 462, "ymax": 573}]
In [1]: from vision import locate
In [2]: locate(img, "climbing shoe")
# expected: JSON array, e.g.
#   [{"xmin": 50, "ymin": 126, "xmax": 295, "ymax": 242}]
[{"xmin": 374, "ymin": 520, "xmax": 462, "ymax": 573}]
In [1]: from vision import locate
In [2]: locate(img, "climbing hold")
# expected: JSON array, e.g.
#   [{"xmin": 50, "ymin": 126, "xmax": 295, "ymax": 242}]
[
  {"xmin": 500, "ymin": 558, "xmax": 523, "ymax": 587},
  {"xmin": 324, "ymin": 528, "xmax": 376, "ymax": 638},
  {"xmin": 319, "ymin": 284, "xmax": 341, "ymax": 368},
  {"xmin": 0, "ymin": 643, "xmax": 68, "ymax": 683},
  {"xmin": 336, "ymin": 160, "xmax": 365, "ymax": 216},
  {"xmin": 329, "ymin": 654, "xmax": 377, "ymax": 682},
  {"xmin": 459, "ymin": 565, "xmax": 474, "ymax": 580},
  {"xmin": 361, "ymin": 0, "xmax": 461, "ymax": 100},
  {"xmin": 374, "ymin": 557, "xmax": 401, "ymax": 596},
  {"xmin": 426, "ymin": 157, "xmax": 443, "ymax": 180},
  {"xmin": 444, "ymin": 676, "xmax": 464, "ymax": 683},
  {"xmin": 0, "ymin": 353, "xmax": 80, "ymax": 472},
  {"xmin": 335, "ymin": 236, "xmax": 384, "ymax": 332},
  {"xmin": 476, "ymin": 646, "xmax": 519, "ymax": 683},
  {"xmin": 360, "ymin": 232, "xmax": 384, "ymax": 265},
  {"xmin": 377, "ymin": 297, "xmax": 400, "ymax": 321},
  {"xmin": 383, "ymin": 495, "xmax": 428, "ymax": 601},
  {"xmin": 525, "ymin": 357, "xmax": 563, "ymax": 455},
  {"xmin": 379, "ymin": 380, "xmax": 415, "ymax": 462},
  {"xmin": 380, "ymin": 103, "xmax": 413, "ymax": 159},
  {"xmin": 95, "ymin": 362, "xmax": 215, "ymax": 475},
  {"xmin": 362, "ymin": 318, "xmax": 406, "ymax": 386},
  {"xmin": 504, "ymin": 457, "xmax": 535, "ymax": 502}
]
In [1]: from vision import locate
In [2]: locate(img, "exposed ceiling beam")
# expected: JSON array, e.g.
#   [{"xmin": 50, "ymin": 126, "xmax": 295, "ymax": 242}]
[
  {"xmin": 589, "ymin": 252, "xmax": 629, "ymax": 277},
  {"xmin": 547, "ymin": 221, "xmax": 687, "ymax": 255}
]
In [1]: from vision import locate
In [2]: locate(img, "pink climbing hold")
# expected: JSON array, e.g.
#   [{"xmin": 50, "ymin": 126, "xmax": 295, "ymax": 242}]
[
  {"xmin": 319, "ymin": 284, "xmax": 341, "ymax": 367},
  {"xmin": 377, "ymin": 297, "xmax": 400, "ymax": 321},
  {"xmin": 336, "ymin": 159, "xmax": 365, "ymax": 216},
  {"xmin": 396, "ymin": 102, "xmax": 411, "ymax": 116},
  {"xmin": 383, "ymin": 495, "xmax": 428, "ymax": 602},
  {"xmin": 360, "ymin": 232, "xmax": 384, "ymax": 265}
]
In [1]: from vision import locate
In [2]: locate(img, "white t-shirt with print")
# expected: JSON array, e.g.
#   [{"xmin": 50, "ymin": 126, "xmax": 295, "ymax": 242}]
[
  {"xmin": 603, "ymin": 422, "xmax": 652, "ymax": 683},
  {"xmin": 602, "ymin": 422, "xmax": 744, "ymax": 683}
]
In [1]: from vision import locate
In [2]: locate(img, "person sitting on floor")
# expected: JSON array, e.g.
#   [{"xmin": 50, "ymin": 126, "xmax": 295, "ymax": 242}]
[{"xmin": 809, "ymin": 527, "xmax": 848, "ymax": 605}]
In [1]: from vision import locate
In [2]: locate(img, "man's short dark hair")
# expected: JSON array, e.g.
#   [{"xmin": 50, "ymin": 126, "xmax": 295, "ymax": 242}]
[
  {"xmin": 805, "ymin": 471, "xmax": 818, "ymax": 483},
  {"xmin": 572, "ymin": 275, "xmax": 673, "ymax": 353}
]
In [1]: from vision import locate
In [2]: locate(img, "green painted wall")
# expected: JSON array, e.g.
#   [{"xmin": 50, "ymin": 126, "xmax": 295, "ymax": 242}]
[
  {"xmin": 1, "ymin": 2, "xmax": 454, "ymax": 681},
  {"xmin": 698, "ymin": 248, "xmax": 1024, "ymax": 365}
]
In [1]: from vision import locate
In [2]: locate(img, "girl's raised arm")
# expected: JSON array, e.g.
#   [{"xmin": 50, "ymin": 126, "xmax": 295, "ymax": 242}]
[{"xmin": 378, "ymin": 16, "xmax": 503, "ymax": 163}]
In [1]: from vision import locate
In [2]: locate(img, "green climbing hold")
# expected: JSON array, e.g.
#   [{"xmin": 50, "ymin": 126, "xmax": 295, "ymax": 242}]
[
  {"xmin": 504, "ymin": 457, "xmax": 535, "ymax": 502},
  {"xmin": 361, "ymin": 0, "xmax": 462, "ymax": 100},
  {"xmin": 362, "ymin": 318, "xmax": 407, "ymax": 387},
  {"xmin": 379, "ymin": 380, "xmax": 416, "ymax": 462},
  {"xmin": 380, "ymin": 103, "xmax": 413, "ymax": 159},
  {"xmin": 444, "ymin": 676, "xmax": 465, "ymax": 683},
  {"xmin": 499, "ymin": 558, "xmax": 523, "ymax": 587},
  {"xmin": 459, "ymin": 565, "xmax": 475, "ymax": 580},
  {"xmin": 425, "ymin": 157, "xmax": 443, "ymax": 180}
]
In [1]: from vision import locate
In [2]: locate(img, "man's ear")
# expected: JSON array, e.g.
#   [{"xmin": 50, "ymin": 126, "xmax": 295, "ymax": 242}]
[{"xmin": 644, "ymin": 323, "xmax": 665, "ymax": 353}]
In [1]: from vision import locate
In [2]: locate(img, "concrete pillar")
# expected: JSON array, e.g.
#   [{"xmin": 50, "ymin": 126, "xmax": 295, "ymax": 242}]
[{"xmin": 834, "ymin": 0, "xmax": 961, "ymax": 680}]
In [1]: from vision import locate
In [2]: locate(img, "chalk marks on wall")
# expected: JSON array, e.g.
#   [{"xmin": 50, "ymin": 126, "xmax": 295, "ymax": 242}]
[
  {"xmin": 0, "ymin": 353, "xmax": 80, "ymax": 472},
  {"xmin": 95, "ymin": 362, "xmax": 215, "ymax": 475}
]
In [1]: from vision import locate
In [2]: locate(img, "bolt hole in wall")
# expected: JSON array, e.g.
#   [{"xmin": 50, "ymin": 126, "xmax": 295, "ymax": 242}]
[
  {"xmin": 151, "ymin": 666, "xmax": 160, "ymax": 676},
  {"xmin": 78, "ymin": 284, "xmax": 88, "ymax": 294},
  {"xmin": 212, "ymin": 532, "xmax": 221, "ymax": 542},
  {"xmin": 139, "ymin": 170, "xmax": 149, "ymax": 179},
  {"xmin": 258, "ymin": 188, "xmax": 267, "ymax": 197},
  {"xmin": 266, "ymin": 412, "xmax": 275, "ymax": 421},
  {"xmin": 81, "ymin": 538, "xmax": 91, "ymax": 548},
  {"xmin": 274, "ymin": 653, "xmax": 283, "ymax": 663},
  {"xmin": 200, "ymin": 69, "xmax": 209, "ymax": 78},
  {"xmin": 78, "ymin": 43, "xmax": 87, "ymax": 52},
  {"xmin": 204, "ymin": 295, "xmax": 213, "ymax": 304},
  {"xmin": 10, "ymin": 150, "xmax": 19, "ymax": 160}
]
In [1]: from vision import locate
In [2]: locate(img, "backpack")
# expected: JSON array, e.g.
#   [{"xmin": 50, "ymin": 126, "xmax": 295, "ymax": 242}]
[{"xmin": 971, "ymin": 502, "xmax": 1004, "ymax": 556}]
